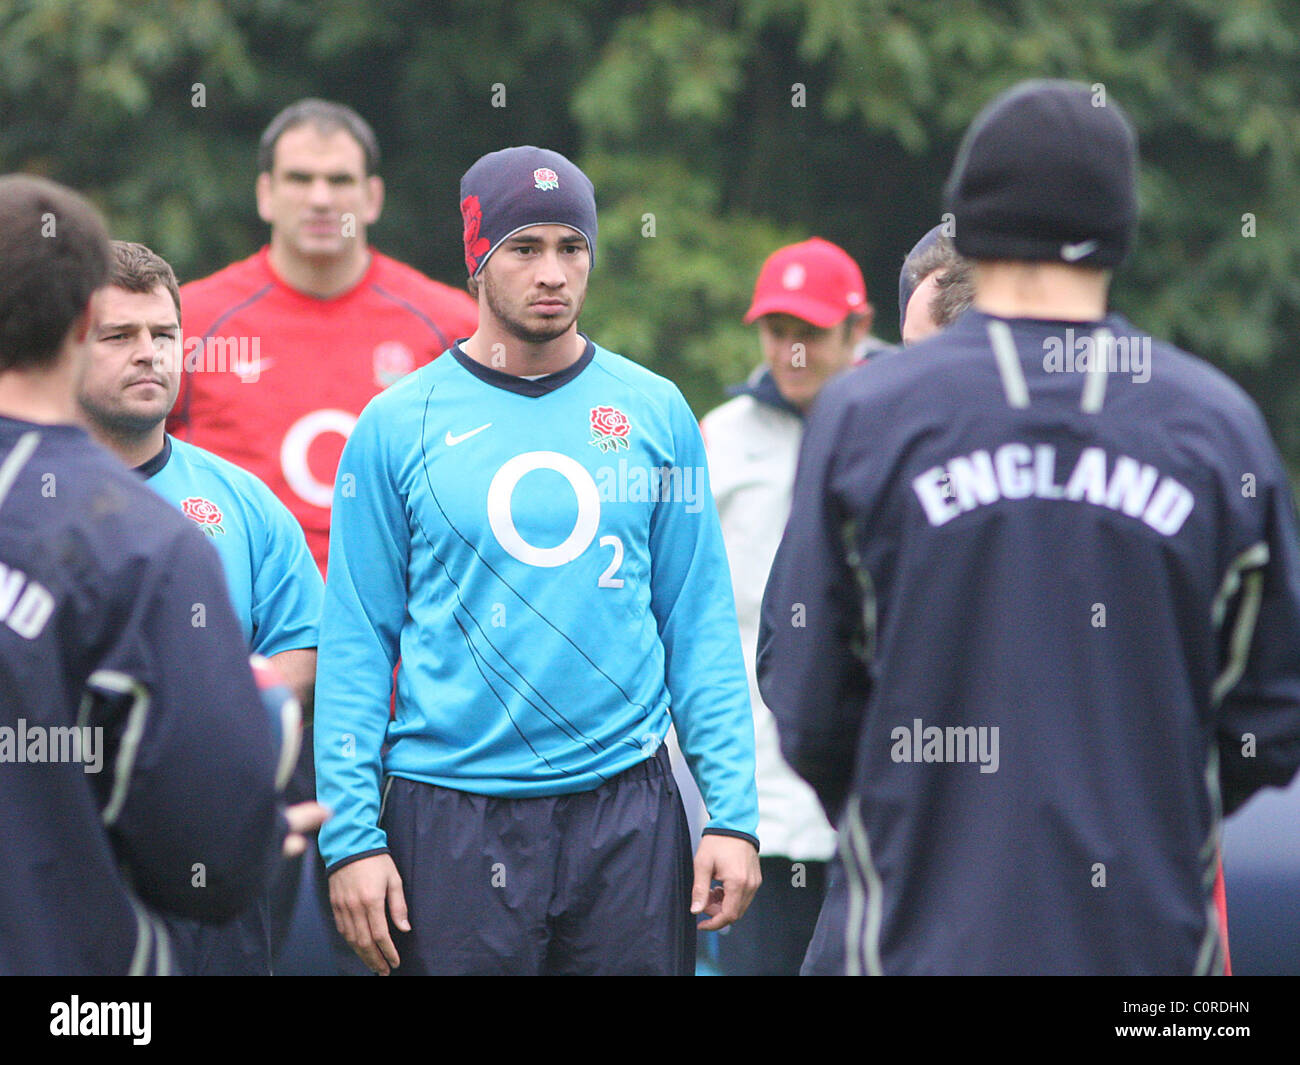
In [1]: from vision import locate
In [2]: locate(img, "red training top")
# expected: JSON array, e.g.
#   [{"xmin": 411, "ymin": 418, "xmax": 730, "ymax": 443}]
[{"xmin": 171, "ymin": 247, "xmax": 478, "ymax": 573}]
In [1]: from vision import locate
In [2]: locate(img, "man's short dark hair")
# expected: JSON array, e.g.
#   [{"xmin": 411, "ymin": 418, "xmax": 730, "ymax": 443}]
[
  {"xmin": 257, "ymin": 99, "xmax": 381, "ymax": 176},
  {"xmin": 0, "ymin": 175, "xmax": 110, "ymax": 372},
  {"xmin": 903, "ymin": 233, "xmax": 974, "ymax": 329},
  {"xmin": 903, "ymin": 233, "xmax": 960, "ymax": 293},
  {"xmin": 108, "ymin": 241, "xmax": 181, "ymax": 323},
  {"xmin": 932, "ymin": 258, "xmax": 974, "ymax": 328}
]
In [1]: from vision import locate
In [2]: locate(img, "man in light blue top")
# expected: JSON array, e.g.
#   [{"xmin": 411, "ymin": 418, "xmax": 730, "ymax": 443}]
[
  {"xmin": 317, "ymin": 146, "xmax": 761, "ymax": 975},
  {"xmin": 77, "ymin": 240, "xmax": 324, "ymax": 974}
]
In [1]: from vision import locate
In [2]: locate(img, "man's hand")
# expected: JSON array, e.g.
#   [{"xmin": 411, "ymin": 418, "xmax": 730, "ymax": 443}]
[
  {"xmin": 690, "ymin": 834, "xmax": 761, "ymax": 930},
  {"xmin": 328, "ymin": 853, "xmax": 410, "ymax": 975},
  {"xmin": 283, "ymin": 801, "xmax": 330, "ymax": 858}
]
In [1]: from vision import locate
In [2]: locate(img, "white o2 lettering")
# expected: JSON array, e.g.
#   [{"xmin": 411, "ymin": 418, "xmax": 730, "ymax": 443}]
[
  {"xmin": 486, "ymin": 451, "xmax": 625, "ymax": 587},
  {"xmin": 280, "ymin": 408, "xmax": 357, "ymax": 508},
  {"xmin": 487, "ymin": 451, "xmax": 601, "ymax": 567},
  {"xmin": 597, "ymin": 535, "xmax": 625, "ymax": 588}
]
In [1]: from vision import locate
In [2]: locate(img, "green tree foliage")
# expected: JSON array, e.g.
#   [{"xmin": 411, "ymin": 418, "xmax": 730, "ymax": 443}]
[{"xmin": 1, "ymin": 0, "xmax": 1297, "ymax": 472}]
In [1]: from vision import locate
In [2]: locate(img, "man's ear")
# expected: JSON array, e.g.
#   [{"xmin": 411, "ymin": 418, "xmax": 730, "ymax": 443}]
[
  {"xmin": 849, "ymin": 304, "xmax": 874, "ymax": 346},
  {"xmin": 62, "ymin": 292, "xmax": 99, "ymax": 389},
  {"xmin": 857, "ymin": 303, "xmax": 874, "ymax": 341},
  {"xmin": 70, "ymin": 291, "xmax": 100, "ymax": 345},
  {"xmin": 255, "ymin": 172, "xmax": 274, "ymax": 225},
  {"xmin": 362, "ymin": 174, "xmax": 384, "ymax": 226}
]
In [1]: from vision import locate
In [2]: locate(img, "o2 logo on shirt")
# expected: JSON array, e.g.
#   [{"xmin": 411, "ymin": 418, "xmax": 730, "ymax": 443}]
[
  {"xmin": 281, "ymin": 409, "xmax": 357, "ymax": 509},
  {"xmin": 486, "ymin": 451, "xmax": 624, "ymax": 588}
]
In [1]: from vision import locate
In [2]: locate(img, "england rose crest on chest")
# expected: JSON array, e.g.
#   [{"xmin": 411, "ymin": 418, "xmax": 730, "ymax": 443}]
[
  {"xmin": 373, "ymin": 341, "xmax": 416, "ymax": 388},
  {"xmin": 589, "ymin": 405, "xmax": 631, "ymax": 452},
  {"xmin": 180, "ymin": 496, "xmax": 226, "ymax": 536}
]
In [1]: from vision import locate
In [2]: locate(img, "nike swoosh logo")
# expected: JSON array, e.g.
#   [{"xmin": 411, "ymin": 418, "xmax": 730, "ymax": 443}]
[
  {"xmin": 1060, "ymin": 240, "xmax": 1099, "ymax": 262},
  {"xmin": 236, "ymin": 357, "xmax": 272, "ymax": 378},
  {"xmin": 445, "ymin": 423, "xmax": 492, "ymax": 446}
]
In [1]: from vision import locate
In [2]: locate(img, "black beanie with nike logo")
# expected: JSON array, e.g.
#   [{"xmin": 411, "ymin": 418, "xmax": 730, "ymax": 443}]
[{"xmin": 944, "ymin": 80, "xmax": 1138, "ymax": 268}]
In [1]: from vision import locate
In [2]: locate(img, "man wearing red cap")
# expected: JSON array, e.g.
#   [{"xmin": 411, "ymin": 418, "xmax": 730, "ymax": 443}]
[{"xmin": 700, "ymin": 237, "xmax": 871, "ymax": 974}]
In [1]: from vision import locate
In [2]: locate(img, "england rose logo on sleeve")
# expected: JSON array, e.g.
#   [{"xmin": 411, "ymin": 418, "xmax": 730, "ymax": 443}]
[
  {"xmin": 589, "ymin": 406, "xmax": 631, "ymax": 452},
  {"xmin": 181, "ymin": 496, "xmax": 226, "ymax": 536}
]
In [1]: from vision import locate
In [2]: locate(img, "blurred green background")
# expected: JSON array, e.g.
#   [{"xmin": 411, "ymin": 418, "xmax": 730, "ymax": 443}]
[{"xmin": 3, "ymin": 0, "xmax": 1298, "ymax": 474}]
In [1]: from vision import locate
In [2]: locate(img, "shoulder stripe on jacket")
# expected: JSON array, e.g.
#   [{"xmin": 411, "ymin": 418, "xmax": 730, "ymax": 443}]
[
  {"xmin": 987, "ymin": 320, "xmax": 1030, "ymax": 409},
  {"xmin": 90, "ymin": 670, "xmax": 152, "ymax": 826},
  {"xmin": 1081, "ymin": 328, "xmax": 1112, "ymax": 413},
  {"xmin": 0, "ymin": 430, "xmax": 39, "ymax": 511}
]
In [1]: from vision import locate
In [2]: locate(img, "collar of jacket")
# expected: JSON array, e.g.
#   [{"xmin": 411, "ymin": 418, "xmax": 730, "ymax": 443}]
[{"xmin": 726, "ymin": 366, "xmax": 803, "ymax": 419}]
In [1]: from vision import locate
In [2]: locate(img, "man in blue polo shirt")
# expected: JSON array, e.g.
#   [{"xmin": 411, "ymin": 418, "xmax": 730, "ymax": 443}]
[{"xmin": 78, "ymin": 240, "xmax": 324, "ymax": 974}]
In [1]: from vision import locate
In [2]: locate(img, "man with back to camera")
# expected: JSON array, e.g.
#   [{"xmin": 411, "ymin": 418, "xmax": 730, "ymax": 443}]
[
  {"xmin": 0, "ymin": 174, "xmax": 312, "ymax": 975},
  {"xmin": 169, "ymin": 98, "xmax": 478, "ymax": 574},
  {"xmin": 316, "ymin": 145, "xmax": 762, "ymax": 975},
  {"xmin": 758, "ymin": 80, "xmax": 1300, "ymax": 974},
  {"xmin": 699, "ymin": 237, "xmax": 870, "ymax": 975},
  {"xmin": 800, "ymin": 221, "xmax": 1245, "ymax": 975},
  {"xmin": 77, "ymin": 239, "xmax": 325, "ymax": 974},
  {"xmin": 892, "ymin": 219, "xmax": 1233, "ymax": 972}
]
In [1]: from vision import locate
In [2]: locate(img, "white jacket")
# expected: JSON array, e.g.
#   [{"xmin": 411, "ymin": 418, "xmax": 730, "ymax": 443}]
[{"xmin": 701, "ymin": 372, "xmax": 837, "ymax": 861}]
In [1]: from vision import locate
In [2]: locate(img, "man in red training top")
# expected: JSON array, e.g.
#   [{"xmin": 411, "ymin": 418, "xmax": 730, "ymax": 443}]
[
  {"xmin": 171, "ymin": 98, "xmax": 476, "ymax": 975},
  {"xmin": 170, "ymin": 98, "xmax": 478, "ymax": 574}
]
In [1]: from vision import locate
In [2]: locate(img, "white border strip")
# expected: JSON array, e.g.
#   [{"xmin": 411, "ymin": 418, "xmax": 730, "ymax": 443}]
[
  {"xmin": 0, "ymin": 430, "xmax": 40, "ymax": 511},
  {"xmin": 1210, "ymin": 542, "xmax": 1270, "ymax": 705},
  {"xmin": 1081, "ymin": 328, "xmax": 1111, "ymax": 413},
  {"xmin": 987, "ymin": 321, "xmax": 1030, "ymax": 409},
  {"xmin": 89, "ymin": 670, "xmax": 151, "ymax": 826},
  {"xmin": 126, "ymin": 896, "xmax": 152, "ymax": 976},
  {"xmin": 843, "ymin": 797, "xmax": 885, "ymax": 976}
]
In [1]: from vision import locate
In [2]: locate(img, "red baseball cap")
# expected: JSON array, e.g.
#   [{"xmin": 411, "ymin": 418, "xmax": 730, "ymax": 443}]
[{"xmin": 744, "ymin": 238, "xmax": 868, "ymax": 328}]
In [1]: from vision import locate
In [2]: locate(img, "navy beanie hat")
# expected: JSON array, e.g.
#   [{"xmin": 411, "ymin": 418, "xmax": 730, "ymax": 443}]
[
  {"xmin": 944, "ymin": 80, "xmax": 1138, "ymax": 268},
  {"xmin": 459, "ymin": 146, "xmax": 597, "ymax": 277}
]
